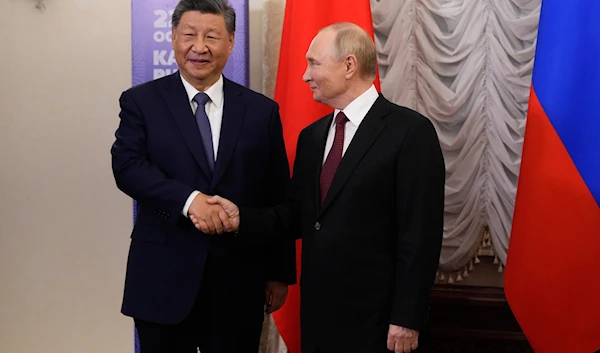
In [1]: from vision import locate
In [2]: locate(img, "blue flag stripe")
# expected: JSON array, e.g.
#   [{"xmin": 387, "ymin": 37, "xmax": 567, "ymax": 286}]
[{"xmin": 532, "ymin": 0, "xmax": 600, "ymax": 206}]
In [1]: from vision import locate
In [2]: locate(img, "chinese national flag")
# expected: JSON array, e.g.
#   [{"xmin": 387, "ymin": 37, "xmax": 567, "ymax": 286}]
[{"xmin": 272, "ymin": 1, "xmax": 380, "ymax": 352}]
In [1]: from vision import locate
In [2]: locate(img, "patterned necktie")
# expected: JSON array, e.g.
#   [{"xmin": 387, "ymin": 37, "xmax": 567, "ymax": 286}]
[
  {"xmin": 193, "ymin": 92, "xmax": 215, "ymax": 173},
  {"xmin": 320, "ymin": 112, "xmax": 348, "ymax": 204}
]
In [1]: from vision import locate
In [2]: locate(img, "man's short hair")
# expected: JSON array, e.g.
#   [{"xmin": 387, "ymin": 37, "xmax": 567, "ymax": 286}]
[
  {"xmin": 326, "ymin": 22, "xmax": 377, "ymax": 79},
  {"xmin": 172, "ymin": 0, "xmax": 236, "ymax": 34}
]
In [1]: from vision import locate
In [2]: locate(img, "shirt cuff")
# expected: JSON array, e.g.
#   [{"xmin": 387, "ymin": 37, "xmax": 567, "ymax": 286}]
[{"xmin": 182, "ymin": 190, "xmax": 200, "ymax": 217}]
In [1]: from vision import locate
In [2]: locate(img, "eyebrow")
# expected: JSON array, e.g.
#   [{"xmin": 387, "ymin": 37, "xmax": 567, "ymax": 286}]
[{"xmin": 181, "ymin": 23, "xmax": 219, "ymax": 31}]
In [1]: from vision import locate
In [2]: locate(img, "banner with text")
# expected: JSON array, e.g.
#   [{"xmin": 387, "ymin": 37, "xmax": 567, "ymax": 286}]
[{"xmin": 131, "ymin": 0, "xmax": 249, "ymax": 351}]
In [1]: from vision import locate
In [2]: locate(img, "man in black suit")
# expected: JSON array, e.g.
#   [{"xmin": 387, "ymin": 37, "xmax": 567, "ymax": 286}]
[
  {"xmin": 192, "ymin": 22, "xmax": 445, "ymax": 353},
  {"xmin": 110, "ymin": 0, "xmax": 295, "ymax": 352}
]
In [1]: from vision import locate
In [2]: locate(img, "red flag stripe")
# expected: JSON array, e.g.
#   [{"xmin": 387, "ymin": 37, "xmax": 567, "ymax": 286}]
[{"xmin": 504, "ymin": 89, "xmax": 600, "ymax": 352}]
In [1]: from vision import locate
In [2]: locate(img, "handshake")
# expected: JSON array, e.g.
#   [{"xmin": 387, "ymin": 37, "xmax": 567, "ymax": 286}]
[{"xmin": 187, "ymin": 193, "xmax": 240, "ymax": 234}]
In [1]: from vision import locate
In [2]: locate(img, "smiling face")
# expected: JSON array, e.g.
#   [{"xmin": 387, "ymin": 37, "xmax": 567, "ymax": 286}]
[
  {"xmin": 171, "ymin": 11, "xmax": 234, "ymax": 90},
  {"xmin": 302, "ymin": 28, "xmax": 349, "ymax": 107}
]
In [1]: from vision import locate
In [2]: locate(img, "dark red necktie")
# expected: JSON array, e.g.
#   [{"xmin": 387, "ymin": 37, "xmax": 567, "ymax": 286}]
[{"xmin": 320, "ymin": 112, "xmax": 348, "ymax": 204}]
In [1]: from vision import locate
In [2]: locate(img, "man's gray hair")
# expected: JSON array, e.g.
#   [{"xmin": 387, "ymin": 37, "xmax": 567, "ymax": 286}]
[
  {"xmin": 324, "ymin": 22, "xmax": 377, "ymax": 80},
  {"xmin": 172, "ymin": 0, "xmax": 236, "ymax": 34}
]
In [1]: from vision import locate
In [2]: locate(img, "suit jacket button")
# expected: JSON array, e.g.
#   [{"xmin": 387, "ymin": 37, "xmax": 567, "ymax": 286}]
[{"xmin": 314, "ymin": 222, "xmax": 321, "ymax": 231}]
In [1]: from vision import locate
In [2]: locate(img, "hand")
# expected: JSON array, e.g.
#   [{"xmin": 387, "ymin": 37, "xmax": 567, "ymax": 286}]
[
  {"xmin": 264, "ymin": 281, "xmax": 288, "ymax": 314},
  {"xmin": 188, "ymin": 193, "xmax": 232, "ymax": 234},
  {"xmin": 387, "ymin": 325, "xmax": 419, "ymax": 353},
  {"xmin": 206, "ymin": 195, "xmax": 240, "ymax": 232}
]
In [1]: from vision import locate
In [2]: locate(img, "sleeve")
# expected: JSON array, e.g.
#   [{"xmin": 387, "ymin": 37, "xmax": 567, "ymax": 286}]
[
  {"xmin": 258, "ymin": 103, "xmax": 298, "ymax": 285},
  {"xmin": 389, "ymin": 117, "xmax": 445, "ymax": 329},
  {"xmin": 238, "ymin": 126, "xmax": 307, "ymax": 242},
  {"xmin": 182, "ymin": 191, "xmax": 200, "ymax": 217},
  {"xmin": 111, "ymin": 90, "xmax": 194, "ymax": 224}
]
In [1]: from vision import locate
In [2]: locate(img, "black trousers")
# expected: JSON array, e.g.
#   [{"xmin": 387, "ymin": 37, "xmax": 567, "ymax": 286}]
[
  {"xmin": 135, "ymin": 239, "xmax": 265, "ymax": 353},
  {"xmin": 311, "ymin": 343, "xmax": 423, "ymax": 353}
]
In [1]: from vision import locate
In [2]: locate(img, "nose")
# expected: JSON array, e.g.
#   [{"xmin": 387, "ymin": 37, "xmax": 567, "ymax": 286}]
[
  {"xmin": 192, "ymin": 37, "xmax": 208, "ymax": 53},
  {"xmin": 302, "ymin": 66, "xmax": 311, "ymax": 82}
]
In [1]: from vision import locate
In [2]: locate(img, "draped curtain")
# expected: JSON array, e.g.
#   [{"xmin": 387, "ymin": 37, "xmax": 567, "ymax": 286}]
[
  {"xmin": 371, "ymin": 0, "xmax": 540, "ymax": 275},
  {"xmin": 259, "ymin": 0, "xmax": 540, "ymax": 351}
]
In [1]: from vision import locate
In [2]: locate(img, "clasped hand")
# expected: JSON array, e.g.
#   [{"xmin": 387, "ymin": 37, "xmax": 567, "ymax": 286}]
[{"xmin": 188, "ymin": 193, "xmax": 239, "ymax": 234}]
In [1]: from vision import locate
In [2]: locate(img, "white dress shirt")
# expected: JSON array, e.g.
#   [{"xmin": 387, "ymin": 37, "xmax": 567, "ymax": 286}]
[
  {"xmin": 323, "ymin": 85, "xmax": 379, "ymax": 163},
  {"xmin": 180, "ymin": 74, "xmax": 225, "ymax": 217}
]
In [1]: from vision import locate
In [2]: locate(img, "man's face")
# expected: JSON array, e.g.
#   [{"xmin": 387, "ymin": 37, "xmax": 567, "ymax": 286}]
[
  {"xmin": 172, "ymin": 11, "xmax": 234, "ymax": 88},
  {"xmin": 302, "ymin": 29, "xmax": 348, "ymax": 106}
]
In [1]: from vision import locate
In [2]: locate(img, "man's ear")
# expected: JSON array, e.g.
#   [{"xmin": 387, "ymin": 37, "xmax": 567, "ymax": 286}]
[
  {"xmin": 171, "ymin": 26, "xmax": 177, "ymax": 45},
  {"xmin": 228, "ymin": 33, "xmax": 235, "ymax": 54},
  {"xmin": 345, "ymin": 55, "xmax": 359, "ymax": 78}
]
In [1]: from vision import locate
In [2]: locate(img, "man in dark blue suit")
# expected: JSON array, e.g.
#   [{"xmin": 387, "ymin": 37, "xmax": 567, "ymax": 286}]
[{"xmin": 110, "ymin": 1, "xmax": 295, "ymax": 352}]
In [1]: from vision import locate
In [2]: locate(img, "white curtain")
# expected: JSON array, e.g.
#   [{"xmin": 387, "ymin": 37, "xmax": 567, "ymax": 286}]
[
  {"xmin": 371, "ymin": 0, "xmax": 540, "ymax": 274},
  {"xmin": 259, "ymin": 0, "xmax": 540, "ymax": 351}
]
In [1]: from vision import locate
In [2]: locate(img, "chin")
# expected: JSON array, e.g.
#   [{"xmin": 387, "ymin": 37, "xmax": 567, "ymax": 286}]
[
  {"xmin": 191, "ymin": 72, "xmax": 209, "ymax": 80},
  {"xmin": 188, "ymin": 67, "xmax": 208, "ymax": 76}
]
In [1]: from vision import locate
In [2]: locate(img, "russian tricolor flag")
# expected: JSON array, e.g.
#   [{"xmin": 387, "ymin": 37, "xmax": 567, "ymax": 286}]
[{"xmin": 504, "ymin": 1, "xmax": 600, "ymax": 352}]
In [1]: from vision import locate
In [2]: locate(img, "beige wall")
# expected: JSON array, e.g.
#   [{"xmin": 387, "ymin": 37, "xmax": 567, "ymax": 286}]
[{"xmin": 0, "ymin": 0, "xmax": 265, "ymax": 352}]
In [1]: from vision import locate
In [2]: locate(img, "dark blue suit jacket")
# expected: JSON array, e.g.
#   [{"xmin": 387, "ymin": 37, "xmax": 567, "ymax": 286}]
[{"xmin": 111, "ymin": 73, "xmax": 295, "ymax": 325}]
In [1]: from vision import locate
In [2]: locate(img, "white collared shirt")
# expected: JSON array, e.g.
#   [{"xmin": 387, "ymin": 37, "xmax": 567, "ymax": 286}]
[
  {"xmin": 180, "ymin": 74, "xmax": 224, "ymax": 160},
  {"xmin": 323, "ymin": 85, "xmax": 379, "ymax": 163},
  {"xmin": 180, "ymin": 74, "xmax": 225, "ymax": 217}
]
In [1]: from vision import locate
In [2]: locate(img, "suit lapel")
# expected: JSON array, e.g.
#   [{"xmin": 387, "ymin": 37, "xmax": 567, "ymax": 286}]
[
  {"xmin": 161, "ymin": 73, "xmax": 212, "ymax": 179},
  {"xmin": 210, "ymin": 78, "xmax": 245, "ymax": 189},
  {"xmin": 318, "ymin": 96, "xmax": 389, "ymax": 216}
]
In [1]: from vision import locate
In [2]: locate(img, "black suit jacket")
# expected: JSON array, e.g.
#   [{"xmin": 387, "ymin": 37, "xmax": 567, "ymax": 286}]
[
  {"xmin": 111, "ymin": 73, "xmax": 295, "ymax": 325},
  {"xmin": 241, "ymin": 95, "xmax": 445, "ymax": 353}
]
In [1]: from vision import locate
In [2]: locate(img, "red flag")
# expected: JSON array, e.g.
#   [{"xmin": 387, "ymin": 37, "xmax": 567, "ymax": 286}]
[
  {"xmin": 273, "ymin": 1, "xmax": 380, "ymax": 352},
  {"xmin": 504, "ymin": 1, "xmax": 600, "ymax": 352}
]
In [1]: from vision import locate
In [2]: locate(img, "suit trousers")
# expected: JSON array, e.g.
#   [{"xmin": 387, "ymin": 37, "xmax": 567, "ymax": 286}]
[
  {"xmin": 135, "ymin": 237, "xmax": 265, "ymax": 353},
  {"xmin": 311, "ymin": 344, "xmax": 424, "ymax": 353},
  {"xmin": 311, "ymin": 346, "xmax": 393, "ymax": 353}
]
